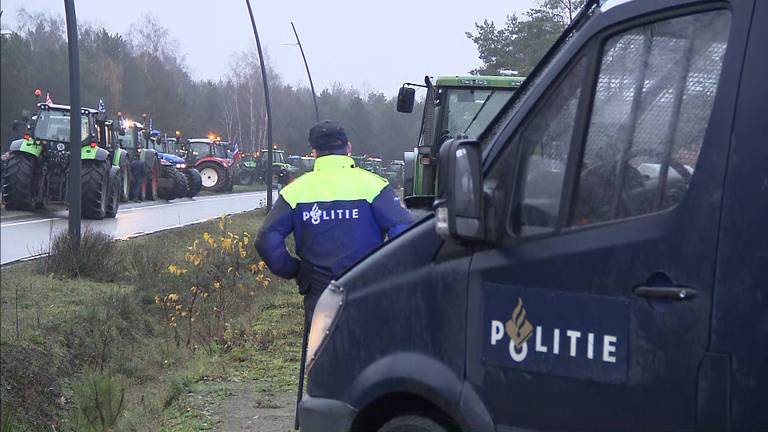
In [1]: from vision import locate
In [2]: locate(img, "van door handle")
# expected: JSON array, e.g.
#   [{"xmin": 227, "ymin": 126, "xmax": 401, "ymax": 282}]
[{"xmin": 633, "ymin": 286, "xmax": 698, "ymax": 300}]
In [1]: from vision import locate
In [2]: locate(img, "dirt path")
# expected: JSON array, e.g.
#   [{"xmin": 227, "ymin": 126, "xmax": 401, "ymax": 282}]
[{"xmin": 212, "ymin": 382, "xmax": 296, "ymax": 432}]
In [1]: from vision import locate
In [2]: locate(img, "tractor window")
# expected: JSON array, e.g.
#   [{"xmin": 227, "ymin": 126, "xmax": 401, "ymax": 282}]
[
  {"xmin": 571, "ymin": 10, "xmax": 730, "ymax": 225},
  {"xmin": 190, "ymin": 142, "xmax": 211, "ymax": 158},
  {"xmin": 213, "ymin": 145, "xmax": 227, "ymax": 159},
  {"xmin": 118, "ymin": 128, "xmax": 137, "ymax": 149},
  {"xmin": 33, "ymin": 110, "xmax": 89, "ymax": 143},
  {"xmin": 442, "ymin": 88, "xmax": 515, "ymax": 140}
]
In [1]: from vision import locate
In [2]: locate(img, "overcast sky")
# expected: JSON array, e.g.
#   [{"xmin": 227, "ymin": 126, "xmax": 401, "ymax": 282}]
[{"xmin": 1, "ymin": 0, "xmax": 537, "ymax": 95}]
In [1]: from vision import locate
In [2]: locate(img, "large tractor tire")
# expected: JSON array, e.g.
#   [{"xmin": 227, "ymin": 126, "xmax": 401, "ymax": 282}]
[
  {"xmin": 235, "ymin": 170, "xmax": 253, "ymax": 185},
  {"xmin": 81, "ymin": 160, "xmax": 110, "ymax": 220},
  {"xmin": 198, "ymin": 162, "xmax": 225, "ymax": 191},
  {"xmin": 3, "ymin": 152, "xmax": 39, "ymax": 211},
  {"xmin": 171, "ymin": 170, "xmax": 189, "ymax": 199},
  {"xmin": 142, "ymin": 158, "xmax": 159, "ymax": 201},
  {"xmin": 184, "ymin": 168, "xmax": 203, "ymax": 197},
  {"xmin": 157, "ymin": 166, "xmax": 178, "ymax": 201},
  {"xmin": 105, "ymin": 167, "xmax": 120, "ymax": 218},
  {"xmin": 118, "ymin": 157, "xmax": 130, "ymax": 202}
]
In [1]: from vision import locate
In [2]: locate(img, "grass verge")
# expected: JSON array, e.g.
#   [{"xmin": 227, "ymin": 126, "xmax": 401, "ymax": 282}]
[{"xmin": 0, "ymin": 209, "xmax": 302, "ymax": 431}]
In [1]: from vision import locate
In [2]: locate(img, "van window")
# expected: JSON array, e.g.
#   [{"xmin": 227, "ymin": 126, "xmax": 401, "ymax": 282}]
[
  {"xmin": 512, "ymin": 58, "xmax": 588, "ymax": 235},
  {"xmin": 572, "ymin": 10, "xmax": 730, "ymax": 225}
]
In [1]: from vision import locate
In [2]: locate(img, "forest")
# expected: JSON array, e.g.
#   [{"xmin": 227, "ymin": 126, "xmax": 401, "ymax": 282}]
[{"xmin": 0, "ymin": 11, "xmax": 423, "ymax": 161}]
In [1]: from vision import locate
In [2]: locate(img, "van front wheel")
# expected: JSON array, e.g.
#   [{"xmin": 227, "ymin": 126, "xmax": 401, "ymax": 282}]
[{"xmin": 378, "ymin": 415, "xmax": 448, "ymax": 432}]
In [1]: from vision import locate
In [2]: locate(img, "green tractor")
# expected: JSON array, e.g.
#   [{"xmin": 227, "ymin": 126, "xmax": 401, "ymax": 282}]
[
  {"xmin": 3, "ymin": 103, "xmax": 123, "ymax": 219},
  {"xmin": 235, "ymin": 149, "xmax": 298, "ymax": 185},
  {"xmin": 397, "ymin": 75, "xmax": 525, "ymax": 208},
  {"xmin": 115, "ymin": 116, "xmax": 161, "ymax": 201}
]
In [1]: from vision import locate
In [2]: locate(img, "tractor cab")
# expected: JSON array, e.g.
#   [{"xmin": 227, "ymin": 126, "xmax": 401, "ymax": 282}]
[
  {"xmin": 187, "ymin": 138, "xmax": 234, "ymax": 191},
  {"xmin": 397, "ymin": 75, "xmax": 525, "ymax": 208}
]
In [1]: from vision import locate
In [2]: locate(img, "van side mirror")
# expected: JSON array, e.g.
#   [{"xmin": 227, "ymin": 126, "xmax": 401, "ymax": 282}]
[
  {"xmin": 397, "ymin": 86, "xmax": 416, "ymax": 113},
  {"xmin": 434, "ymin": 139, "xmax": 484, "ymax": 242}
]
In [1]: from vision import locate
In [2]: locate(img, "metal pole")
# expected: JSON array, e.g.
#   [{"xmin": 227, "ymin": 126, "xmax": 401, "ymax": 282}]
[
  {"xmin": 291, "ymin": 22, "xmax": 319, "ymax": 122},
  {"xmin": 64, "ymin": 0, "xmax": 81, "ymax": 250},
  {"xmin": 244, "ymin": 0, "xmax": 273, "ymax": 211}
]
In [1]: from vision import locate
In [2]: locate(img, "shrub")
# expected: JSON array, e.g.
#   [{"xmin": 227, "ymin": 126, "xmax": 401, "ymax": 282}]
[
  {"xmin": 71, "ymin": 371, "xmax": 126, "ymax": 432},
  {"xmin": 125, "ymin": 240, "xmax": 170, "ymax": 292},
  {"xmin": 41, "ymin": 229, "xmax": 122, "ymax": 281}
]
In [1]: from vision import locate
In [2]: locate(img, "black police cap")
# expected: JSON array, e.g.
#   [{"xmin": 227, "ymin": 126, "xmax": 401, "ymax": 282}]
[{"xmin": 308, "ymin": 120, "xmax": 348, "ymax": 150}]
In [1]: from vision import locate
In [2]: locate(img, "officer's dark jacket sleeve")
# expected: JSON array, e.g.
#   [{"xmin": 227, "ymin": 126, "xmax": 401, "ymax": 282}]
[
  {"xmin": 255, "ymin": 195, "xmax": 300, "ymax": 279},
  {"xmin": 371, "ymin": 186, "xmax": 414, "ymax": 238}
]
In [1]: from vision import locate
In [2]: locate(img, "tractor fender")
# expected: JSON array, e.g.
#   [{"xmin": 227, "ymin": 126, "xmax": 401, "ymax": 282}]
[
  {"xmin": 81, "ymin": 146, "xmax": 109, "ymax": 161},
  {"xmin": 10, "ymin": 138, "xmax": 42, "ymax": 158},
  {"xmin": 112, "ymin": 148, "xmax": 128, "ymax": 166}
]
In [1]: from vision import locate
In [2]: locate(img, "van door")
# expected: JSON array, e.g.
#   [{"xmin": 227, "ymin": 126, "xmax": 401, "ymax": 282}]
[{"xmin": 465, "ymin": 4, "xmax": 750, "ymax": 431}]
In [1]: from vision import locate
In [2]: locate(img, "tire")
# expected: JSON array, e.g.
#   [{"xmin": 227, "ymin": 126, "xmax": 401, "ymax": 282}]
[
  {"xmin": 118, "ymin": 157, "xmax": 130, "ymax": 202},
  {"xmin": 236, "ymin": 170, "xmax": 253, "ymax": 185},
  {"xmin": 81, "ymin": 160, "xmax": 110, "ymax": 220},
  {"xmin": 172, "ymin": 170, "xmax": 189, "ymax": 199},
  {"xmin": 3, "ymin": 152, "xmax": 39, "ymax": 211},
  {"xmin": 105, "ymin": 168, "xmax": 120, "ymax": 218},
  {"xmin": 198, "ymin": 162, "xmax": 224, "ymax": 191},
  {"xmin": 157, "ymin": 166, "xmax": 178, "ymax": 200},
  {"xmin": 224, "ymin": 172, "xmax": 234, "ymax": 191},
  {"xmin": 184, "ymin": 168, "xmax": 202, "ymax": 197},
  {"xmin": 378, "ymin": 415, "xmax": 448, "ymax": 432}
]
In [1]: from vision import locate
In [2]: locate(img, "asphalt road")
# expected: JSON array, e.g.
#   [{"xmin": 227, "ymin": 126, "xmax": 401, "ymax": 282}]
[{"xmin": 0, "ymin": 191, "xmax": 271, "ymax": 265}]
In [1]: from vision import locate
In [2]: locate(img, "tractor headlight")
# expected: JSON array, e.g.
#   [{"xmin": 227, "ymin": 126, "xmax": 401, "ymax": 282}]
[
  {"xmin": 175, "ymin": 163, "xmax": 186, "ymax": 169},
  {"xmin": 306, "ymin": 281, "xmax": 345, "ymax": 371}
]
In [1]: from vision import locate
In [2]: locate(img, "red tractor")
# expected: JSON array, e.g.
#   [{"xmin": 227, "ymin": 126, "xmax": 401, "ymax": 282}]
[{"xmin": 185, "ymin": 138, "xmax": 234, "ymax": 191}]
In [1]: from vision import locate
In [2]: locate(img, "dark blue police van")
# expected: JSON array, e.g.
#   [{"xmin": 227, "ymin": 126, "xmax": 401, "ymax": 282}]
[{"xmin": 299, "ymin": 0, "xmax": 768, "ymax": 430}]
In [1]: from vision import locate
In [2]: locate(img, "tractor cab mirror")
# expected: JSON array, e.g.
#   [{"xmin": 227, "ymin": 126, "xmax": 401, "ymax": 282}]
[
  {"xmin": 12, "ymin": 120, "xmax": 26, "ymax": 132},
  {"xmin": 118, "ymin": 128, "xmax": 126, "ymax": 136},
  {"xmin": 434, "ymin": 139, "xmax": 485, "ymax": 242},
  {"xmin": 397, "ymin": 86, "xmax": 416, "ymax": 113},
  {"xmin": 20, "ymin": 110, "xmax": 31, "ymax": 122}
]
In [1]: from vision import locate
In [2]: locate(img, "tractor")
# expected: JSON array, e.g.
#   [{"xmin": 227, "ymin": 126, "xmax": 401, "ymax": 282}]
[
  {"xmin": 235, "ymin": 149, "xmax": 297, "ymax": 185},
  {"xmin": 396, "ymin": 75, "xmax": 525, "ymax": 208},
  {"xmin": 158, "ymin": 136, "xmax": 202, "ymax": 197},
  {"xmin": 3, "ymin": 103, "xmax": 122, "ymax": 219},
  {"xmin": 115, "ymin": 116, "xmax": 160, "ymax": 201},
  {"xmin": 186, "ymin": 138, "xmax": 235, "ymax": 191}
]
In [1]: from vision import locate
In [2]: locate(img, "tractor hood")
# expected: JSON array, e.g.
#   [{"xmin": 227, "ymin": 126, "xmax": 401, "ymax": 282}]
[{"xmin": 159, "ymin": 152, "xmax": 185, "ymax": 164}]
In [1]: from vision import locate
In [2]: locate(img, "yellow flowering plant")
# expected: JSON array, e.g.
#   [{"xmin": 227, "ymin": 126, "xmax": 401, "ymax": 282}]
[{"xmin": 157, "ymin": 215, "xmax": 272, "ymax": 350}]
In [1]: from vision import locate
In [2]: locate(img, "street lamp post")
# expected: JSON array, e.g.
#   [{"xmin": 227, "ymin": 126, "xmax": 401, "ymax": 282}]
[
  {"xmin": 64, "ymin": 0, "xmax": 81, "ymax": 250},
  {"xmin": 291, "ymin": 22, "xmax": 319, "ymax": 122},
  {"xmin": 244, "ymin": 0, "xmax": 274, "ymax": 211}
]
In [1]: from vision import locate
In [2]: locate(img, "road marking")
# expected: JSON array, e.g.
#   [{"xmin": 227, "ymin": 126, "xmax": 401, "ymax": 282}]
[
  {"xmin": 0, "ymin": 191, "xmax": 270, "ymax": 225},
  {"xmin": 1, "ymin": 217, "xmax": 57, "ymax": 227}
]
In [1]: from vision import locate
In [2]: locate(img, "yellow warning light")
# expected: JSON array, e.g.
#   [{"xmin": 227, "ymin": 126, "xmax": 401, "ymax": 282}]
[{"xmin": 175, "ymin": 130, "xmax": 181, "ymax": 136}]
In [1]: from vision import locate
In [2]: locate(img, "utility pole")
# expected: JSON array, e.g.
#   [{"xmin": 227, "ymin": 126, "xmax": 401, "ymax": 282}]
[
  {"xmin": 291, "ymin": 22, "xmax": 319, "ymax": 122},
  {"xmin": 244, "ymin": 0, "xmax": 273, "ymax": 211},
  {"xmin": 64, "ymin": 0, "xmax": 81, "ymax": 249}
]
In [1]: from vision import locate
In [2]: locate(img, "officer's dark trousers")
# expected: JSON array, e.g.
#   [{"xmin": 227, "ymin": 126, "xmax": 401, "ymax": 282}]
[{"xmin": 297, "ymin": 265, "xmax": 334, "ymax": 331}]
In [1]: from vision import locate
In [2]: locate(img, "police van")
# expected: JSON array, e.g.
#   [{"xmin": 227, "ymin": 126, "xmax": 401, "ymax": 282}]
[{"xmin": 299, "ymin": 0, "xmax": 768, "ymax": 430}]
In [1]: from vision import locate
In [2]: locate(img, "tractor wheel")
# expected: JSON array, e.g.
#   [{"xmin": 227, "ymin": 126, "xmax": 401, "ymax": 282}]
[
  {"xmin": 118, "ymin": 157, "xmax": 130, "ymax": 202},
  {"xmin": 198, "ymin": 162, "xmax": 224, "ymax": 191},
  {"xmin": 143, "ymin": 159, "xmax": 159, "ymax": 201},
  {"xmin": 157, "ymin": 166, "xmax": 178, "ymax": 200},
  {"xmin": 3, "ymin": 152, "xmax": 39, "ymax": 211},
  {"xmin": 105, "ymin": 168, "xmax": 120, "ymax": 218},
  {"xmin": 223, "ymin": 173, "xmax": 234, "ymax": 191},
  {"xmin": 184, "ymin": 168, "xmax": 202, "ymax": 197},
  {"xmin": 81, "ymin": 160, "xmax": 110, "ymax": 220},
  {"xmin": 172, "ymin": 170, "xmax": 189, "ymax": 199},
  {"xmin": 236, "ymin": 170, "xmax": 253, "ymax": 185}
]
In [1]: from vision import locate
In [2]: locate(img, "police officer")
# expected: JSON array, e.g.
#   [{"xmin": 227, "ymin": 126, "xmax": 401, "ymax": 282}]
[{"xmin": 255, "ymin": 120, "xmax": 413, "ymax": 328}]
